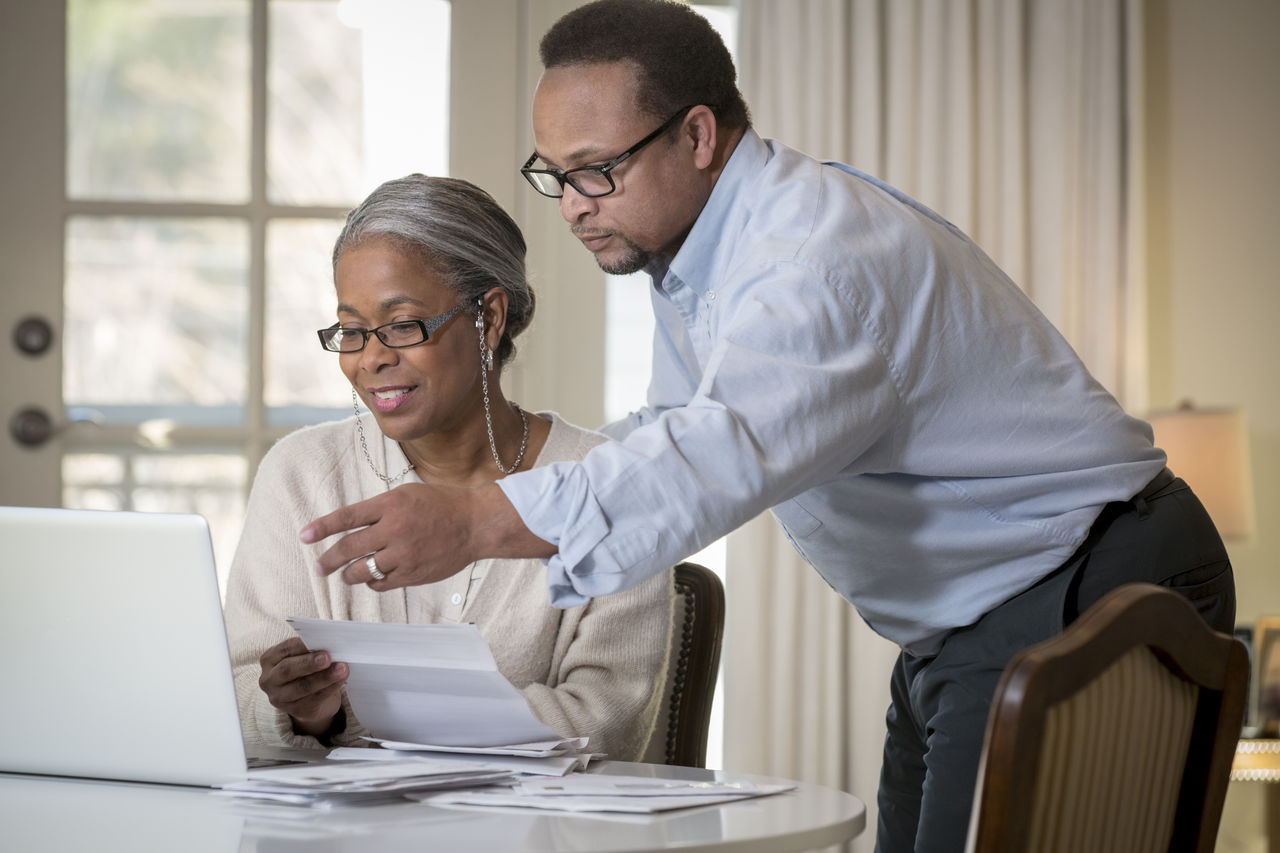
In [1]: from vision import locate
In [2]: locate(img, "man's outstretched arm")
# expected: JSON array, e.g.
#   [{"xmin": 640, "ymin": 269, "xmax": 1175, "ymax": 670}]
[{"xmin": 301, "ymin": 482, "xmax": 557, "ymax": 590}]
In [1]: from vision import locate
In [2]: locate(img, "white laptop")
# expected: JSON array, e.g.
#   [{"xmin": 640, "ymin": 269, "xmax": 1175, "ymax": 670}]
[{"xmin": 0, "ymin": 505, "xmax": 305, "ymax": 787}]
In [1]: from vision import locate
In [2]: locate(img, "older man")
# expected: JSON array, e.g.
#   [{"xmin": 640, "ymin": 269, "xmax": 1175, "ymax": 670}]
[{"xmin": 304, "ymin": 2, "xmax": 1234, "ymax": 850}]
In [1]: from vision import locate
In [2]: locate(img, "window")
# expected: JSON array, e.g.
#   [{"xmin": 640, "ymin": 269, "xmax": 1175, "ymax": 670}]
[{"xmin": 62, "ymin": 0, "xmax": 450, "ymax": 586}]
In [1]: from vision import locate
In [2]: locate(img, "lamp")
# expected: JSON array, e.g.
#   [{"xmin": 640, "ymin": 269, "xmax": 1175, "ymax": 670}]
[{"xmin": 1147, "ymin": 402, "xmax": 1255, "ymax": 538}]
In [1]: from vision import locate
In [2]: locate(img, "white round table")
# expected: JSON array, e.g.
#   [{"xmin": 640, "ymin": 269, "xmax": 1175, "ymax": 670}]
[{"xmin": 0, "ymin": 760, "xmax": 866, "ymax": 853}]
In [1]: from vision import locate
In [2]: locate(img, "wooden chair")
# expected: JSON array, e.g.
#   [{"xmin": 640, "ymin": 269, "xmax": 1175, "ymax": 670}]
[
  {"xmin": 966, "ymin": 582, "xmax": 1249, "ymax": 853},
  {"xmin": 642, "ymin": 562, "xmax": 725, "ymax": 768}
]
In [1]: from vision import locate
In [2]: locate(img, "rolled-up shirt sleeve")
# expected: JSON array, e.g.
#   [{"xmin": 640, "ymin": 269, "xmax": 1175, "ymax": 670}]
[
  {"xmin": 499, "ymin": 256, "xmax": 900, "ymax": 608},
  {"xmin": 498, "ymin": 460, "xmax": 639, "ymax": 606}
]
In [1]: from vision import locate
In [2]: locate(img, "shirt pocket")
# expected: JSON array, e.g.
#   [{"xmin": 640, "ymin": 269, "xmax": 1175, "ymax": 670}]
[{"xmin": 772, "ymin": 497, "xmax": 823, "ymax": 538}]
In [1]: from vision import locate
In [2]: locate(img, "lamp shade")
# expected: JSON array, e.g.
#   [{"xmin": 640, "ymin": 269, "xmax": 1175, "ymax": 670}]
[{"xmin": 1148, "ymin": 405, "xmax": 1255, "ymax": 538}]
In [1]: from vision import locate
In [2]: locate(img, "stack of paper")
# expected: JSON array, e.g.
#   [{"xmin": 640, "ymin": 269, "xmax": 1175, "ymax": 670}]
[
  {"xmin": 329, "ymin": 746, "xmax": 593, "ymax": 777},
  {"xmin": 413, "ymin": 773, "xmax": 796, "ymax": 814},
  {"xmin": 288, "ymin": 618, "xmax": 569, "ymax": 749},
  {"xmin": 368, "ymin": 735, "xmax": 588, "ymax": 758},
  {"xmin": 217, "ymin": 758, "xmax": 513, "ymax": 809}
]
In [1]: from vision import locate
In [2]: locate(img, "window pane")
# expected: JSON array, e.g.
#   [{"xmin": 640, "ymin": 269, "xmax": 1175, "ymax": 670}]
[
  {"xmin": 61, "ymin": 454, "xmax": 127, "ymax": 511},
  {"xmin": 265, "ymin": 218, "xmax": 352, "ymax": 423},
  {"xmin": 63, "ymin": 451, "xmax": 248, "ymax": 595},
  {"xmin": 268, "ymin": 0, "xmax": 451, "ymax": 206},
  {"xmin": 64, "ymin": 216, "xmax": 249, "ymax": 424},
  {"xmin": 66, "ymin": 0, "xmax": 250, "ymax": 202}
]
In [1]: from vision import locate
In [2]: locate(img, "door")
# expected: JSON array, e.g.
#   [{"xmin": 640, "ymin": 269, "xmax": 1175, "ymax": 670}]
[{"xmin": 0, "ymin": 0, "xmax": 547, "ymax": 583}]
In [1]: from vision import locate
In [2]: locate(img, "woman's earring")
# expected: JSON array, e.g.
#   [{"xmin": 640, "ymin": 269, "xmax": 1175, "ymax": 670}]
[{"xmin": 475, "ymin": 307, "xmax": 493, "ymax": 371}]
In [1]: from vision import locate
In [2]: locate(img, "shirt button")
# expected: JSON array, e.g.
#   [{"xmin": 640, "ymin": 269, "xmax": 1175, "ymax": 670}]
[
  {"xmin": 450, "ymin": 593, "xmax": 462, "ymax": 605},
  {"xmin": 706, "ymin": 290, "xmax": 717, "ymax": 301}
]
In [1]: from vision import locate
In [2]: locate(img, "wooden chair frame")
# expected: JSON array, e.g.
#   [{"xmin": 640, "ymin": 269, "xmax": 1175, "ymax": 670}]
[
  {"xmin": 969, "ymin": 582, "xmax": 1248, "ymax": 853},
  {"xmin": 649, "ymin": 561, "xmax": 725, "ymax": 768}
]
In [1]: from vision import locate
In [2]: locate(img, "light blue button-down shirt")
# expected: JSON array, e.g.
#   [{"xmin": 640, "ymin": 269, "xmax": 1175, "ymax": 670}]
[{"xmin": 501, "ymin": 129, "xmax": 1164, "ymax": 656}]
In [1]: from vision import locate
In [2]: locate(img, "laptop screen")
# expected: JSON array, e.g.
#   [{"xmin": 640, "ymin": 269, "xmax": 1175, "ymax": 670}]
[{"xmin": 0, "ymin": 506, "xmax": 250, "ymax": 786}]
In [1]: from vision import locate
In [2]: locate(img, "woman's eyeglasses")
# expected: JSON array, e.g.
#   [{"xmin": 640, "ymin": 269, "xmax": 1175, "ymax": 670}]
[{"xmin": 317, "ymin": 303, "xmax": 468, "ymax": 353}]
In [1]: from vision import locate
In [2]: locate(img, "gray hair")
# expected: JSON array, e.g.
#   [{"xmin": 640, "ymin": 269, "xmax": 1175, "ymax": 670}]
[{"xmin": 332, "ymin": 174, "xmax": 534, "ymax": 365}]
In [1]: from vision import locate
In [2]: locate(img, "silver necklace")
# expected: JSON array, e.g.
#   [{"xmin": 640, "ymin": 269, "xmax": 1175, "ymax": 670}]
[
  {"xmin": 353, "ymin": 390, "xmax": 415, "ymax": 485},
  {"xmin": 478, "ymin": 309, "xmax": 529, "ymax": 475}
]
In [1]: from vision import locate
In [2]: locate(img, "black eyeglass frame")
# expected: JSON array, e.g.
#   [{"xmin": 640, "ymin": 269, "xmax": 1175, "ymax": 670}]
[
  {"xmin": 317, "ymin": 302, "xmax": 470, "ymax": 353},
  {"xmin": 520, "ymin": 105, "xmax": 697, "ymax": 199}
]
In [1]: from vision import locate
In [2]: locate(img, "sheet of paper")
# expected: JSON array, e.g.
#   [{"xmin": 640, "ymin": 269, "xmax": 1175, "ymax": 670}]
[
  {"xmin": 415, "ymin": 775, "xmax": 796, "ymax": 814},
  {"xmin": 241, "ymin": 757, "xmax": 498, "ymax": 788},
  {"xmin": 288, "ymin": 618, "xmax": 562, "ymax": 748},
  {"xmin": 512, "ymin": 775, "xmax": 773, "ymax": 796},
  {"xmin": 328, "ymin": 746, "xmax": 591, "ymax": 777},
  {"xmin": 217, "ymin": 757, "xmax": 515, "ymax": 808},
  {"xmin": 369, "ymin": 736, "xmax": 589, "ymax": 758}
]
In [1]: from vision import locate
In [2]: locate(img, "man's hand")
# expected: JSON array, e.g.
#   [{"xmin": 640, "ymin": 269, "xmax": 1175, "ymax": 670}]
[{"xmin": 300, "ymin": 481, "xmax": 556, "ymax": 590}]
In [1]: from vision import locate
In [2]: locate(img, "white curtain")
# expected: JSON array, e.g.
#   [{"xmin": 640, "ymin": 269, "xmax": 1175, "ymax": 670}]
[{"xmin": 726, "ymin": 2, "xmax": 1145, "ymax": 849}]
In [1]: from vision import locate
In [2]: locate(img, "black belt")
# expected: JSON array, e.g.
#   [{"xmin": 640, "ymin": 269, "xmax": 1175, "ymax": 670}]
[
  {"xmin": 1134, "ymin": 466, "xmax": 1176, "ymax": 502},
  {"xmin": 1059, "ymin": 466, "xmax": 1182, "ymax": 621},
  {"xmin": 1058, "ymin": 467, "xmax": 1178, "ymax": 574},
  {"xmin": 1130, "ymin": 466, "xmax": 1178, "ymax": 517}
]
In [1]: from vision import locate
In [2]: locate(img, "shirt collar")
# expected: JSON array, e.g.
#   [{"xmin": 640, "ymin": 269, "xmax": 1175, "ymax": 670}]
[{"xmin": 653, "ymin": 128, "xmax": 770, "ymax": 298}]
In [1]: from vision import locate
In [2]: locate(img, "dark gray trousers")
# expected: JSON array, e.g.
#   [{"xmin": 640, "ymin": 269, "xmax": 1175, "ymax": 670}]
[{"xmin": 874, "ymin": 470, "xmax": 1236, "ymax": 853}]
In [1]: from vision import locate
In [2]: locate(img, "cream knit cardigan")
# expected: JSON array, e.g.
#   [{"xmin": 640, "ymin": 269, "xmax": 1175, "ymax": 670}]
[{"xmin": 223, "ymin": 412, "xmax": 672, "ymax": 760}]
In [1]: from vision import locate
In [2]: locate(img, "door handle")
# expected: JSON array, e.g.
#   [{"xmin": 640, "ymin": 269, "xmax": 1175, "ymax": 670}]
[
  {"xmin": 8, "ymin": 406, "xmax": 103, "ymax": 447},
  {"xmin": 12, "ymin": 316, "xmax": 55, "ymax": 357}
]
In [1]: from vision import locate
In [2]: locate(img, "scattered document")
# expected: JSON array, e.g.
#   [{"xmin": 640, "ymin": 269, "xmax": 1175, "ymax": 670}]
[
  {"xmin": 216, "ymin": 758, "xmax": 513, "ymax": 808},
  {"xmin": 414, "ymin": 773, "xmax": 796, "ymax": 814},
  {"xmin": 513, "ymin": 776, "xmax": 776, "ymax": 797},
  {"xmin": 329, "ymin": 746, "xmax": 592, "ymax": 777},
  {"xmin": 368, "ymin": 736, "xmax": 588, "ymax": 758},
  {"xmin": 288, "ymin": 618, "xmax": 562, "ymax": 748}
]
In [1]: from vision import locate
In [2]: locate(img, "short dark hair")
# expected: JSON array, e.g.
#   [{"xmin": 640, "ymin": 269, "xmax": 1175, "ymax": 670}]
[{"xmin": 539, "ymin": 0, "xmax": 750, "ymax": 132}]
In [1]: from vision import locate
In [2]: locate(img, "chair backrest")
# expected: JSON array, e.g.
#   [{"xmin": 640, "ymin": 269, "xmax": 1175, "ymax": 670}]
[
  {"xmin": 642, "ymin": 562, "xmax": 725, "ymax": 768},
  {"xmin": 966, "ymin": 582, "xmax": 1249, "ymax": 853}
]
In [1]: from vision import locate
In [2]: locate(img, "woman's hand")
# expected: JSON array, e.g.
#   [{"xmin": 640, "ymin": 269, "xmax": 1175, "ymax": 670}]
[{"xmin": 258, "ymin": 637, "xmax": 349, "ymax": 738}]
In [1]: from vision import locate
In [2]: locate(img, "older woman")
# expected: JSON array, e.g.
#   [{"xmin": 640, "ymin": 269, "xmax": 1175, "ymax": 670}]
[{"xmin": 223, "ymin": 175, "xmax": 672, "ymax": 759}]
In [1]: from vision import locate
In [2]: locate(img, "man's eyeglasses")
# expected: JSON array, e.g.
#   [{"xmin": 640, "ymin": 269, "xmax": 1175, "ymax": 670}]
[
  {"xmin": 520, "ymin": 105, "xmax": 695, "ymax": 199},
  {"xmin": 317, "ymin": 303, "xmax": 468, "ymax": 353}
]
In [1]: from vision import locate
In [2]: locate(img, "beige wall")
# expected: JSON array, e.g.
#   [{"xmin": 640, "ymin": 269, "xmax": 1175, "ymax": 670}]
[
  {"xmin": 1146, "ymin": 2, "xmax": 1280, "ymax": 847},
  {"xmin": 1145, "ymin": 0, "xmax": 1279, "ymax": 623}
]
